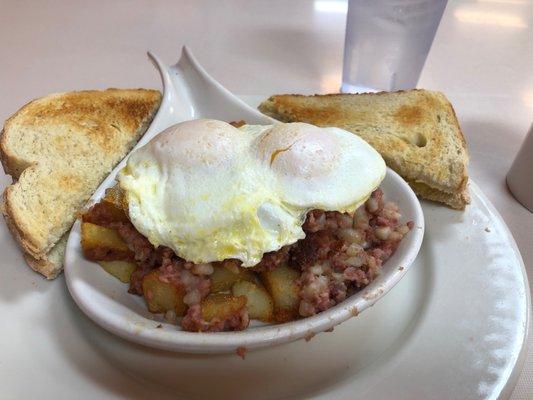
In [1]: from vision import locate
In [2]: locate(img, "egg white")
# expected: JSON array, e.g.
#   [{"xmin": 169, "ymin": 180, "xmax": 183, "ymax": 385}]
[{"xmin": 118, "ymin": 119, "xmax": 385, "ymax": 266}]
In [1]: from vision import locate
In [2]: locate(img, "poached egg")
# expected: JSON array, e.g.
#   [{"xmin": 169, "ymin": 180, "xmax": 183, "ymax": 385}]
[{"xmin": 118, "ymin": 119, "xmax": 385, "ymax": 266}]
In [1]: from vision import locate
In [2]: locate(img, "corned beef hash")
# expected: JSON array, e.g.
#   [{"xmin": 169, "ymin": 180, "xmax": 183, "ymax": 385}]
[{"xmin": 81, "ymin": 119, "xmax": 412, "ymax": 332}]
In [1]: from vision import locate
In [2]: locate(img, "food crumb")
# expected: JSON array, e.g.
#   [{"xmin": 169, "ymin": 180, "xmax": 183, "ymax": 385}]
[
  {"xmin": 485, "ymin": 227, "xmax": 491, "ymax": 232},
  {"xmin": 236, "ymin": 346, "xmax": 248, "ymax": 359},
  {"xmin": 229, "ymin": 120, "xmax": 246, "ymax": 128},
  {"xmin": 156, "ymin": 324, "xmax": 163, "ymax": 329},
  {"xmin": 350, "ymin": 307, "xmax": 359, "ymax": 317},
  {"xmin": 398, "ymin": 266, "xmax": 404, "ymax": 271},
  {"xmin": 304, "ymin": 332, "xmax": 316, "ymax": 342}
]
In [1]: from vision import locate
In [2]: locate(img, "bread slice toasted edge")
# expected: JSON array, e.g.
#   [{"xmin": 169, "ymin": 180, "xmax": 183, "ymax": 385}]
[
  {"xmin": 258, "ymin": 90, "xmax": 470, "ymax": 209},
  {"xmin": 24, "ymin": 235, "xmax": 68, "ymax": 280},
  {"xmin": 408, "ymin": 181, "xmax": 470, "ymax": 210},
  {"xmin": 2, "ymin": 106, "xmax": 158, "ymax": 260},
  {"xmin": 0, "ymin": 89, "xmax": 161, "ymax": 278}
]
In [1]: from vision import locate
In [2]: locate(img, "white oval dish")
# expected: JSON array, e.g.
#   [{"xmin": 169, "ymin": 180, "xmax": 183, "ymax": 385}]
[{"xmin": 64, "ymin": 47, "xmax": 424, "ymax": 354}]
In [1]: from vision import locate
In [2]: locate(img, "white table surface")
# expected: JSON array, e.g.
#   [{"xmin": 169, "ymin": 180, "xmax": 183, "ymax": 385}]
[{"xmin": 1, "ymin": 0, "xmax": 532, "ymax": 398}]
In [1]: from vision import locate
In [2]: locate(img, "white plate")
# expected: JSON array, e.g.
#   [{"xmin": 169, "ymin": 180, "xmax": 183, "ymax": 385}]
[
  {"xmin": 0, "ymin": 57, "xmax": 528, "ymax": 399},
  {"xmin": 64, "ymin": 48, "xmax": 424, "ymax": 354},
  {"xmin": 0, "ymin": 172, "xmax": 527, "ymax": 399},
  {"xmin": 77, "ymin": 180, "xmax": 530, "ymax": 400}
]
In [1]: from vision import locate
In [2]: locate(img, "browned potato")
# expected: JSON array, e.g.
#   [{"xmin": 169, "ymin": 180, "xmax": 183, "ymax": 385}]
[
  {"xmin": 83, "ymin": 201, "xmax": 128, "ymax": 225},
  {"xmin": 83, "ymin": 186, "xmax": 128, "ymax": 225},
  {"xmin": 232, "ymin": 280, "xmax": 273, "ymax": 322},
  {"xmin": 261, "ymin": 264, "xmax": 300, "ymax": 323},
  {"xmin": 81, "ymin": 222, "xmax": 133, "ymax": 261},
  {"xmin": 102, "ymin": 186, "xmax": 128, "ymax": 211},
  {"xmin": 98, "ymin": 260, "xmax": 137, "ymax": 283},
  {"xmin": 142, "ymin": 270, "xmax": 186, "ymax": 316},
  {"xmin": 200, "ymin": 293, "xmax": 247, "ymax": 322},
  {"xmin": 210, "ymin": 264, "xmax": 255, "ymax": 293}
]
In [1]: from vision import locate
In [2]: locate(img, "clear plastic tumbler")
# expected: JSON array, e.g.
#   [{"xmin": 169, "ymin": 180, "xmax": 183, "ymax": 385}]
[{"xmin": 341, "ymin": 0, "xmax": 448, "ymax": 93}]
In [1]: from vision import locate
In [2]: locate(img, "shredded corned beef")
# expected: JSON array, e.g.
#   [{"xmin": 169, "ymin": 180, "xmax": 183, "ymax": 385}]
[
  {"xmin": 85, "ymin": 188, "xmax": 411, "ymax": 332},
  {"xmin": 252, "ymin": 245, "xmax": 291, "ymax": 272},
  {"xmin": 293, "ymin": 189, "xmax": 410, "ymax": 317}
]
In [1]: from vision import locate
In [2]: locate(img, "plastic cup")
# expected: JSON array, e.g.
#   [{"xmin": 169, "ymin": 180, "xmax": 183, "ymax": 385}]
[{"xmin": 341, "ymin": 0, "xmax": 448, "ymax": 93}]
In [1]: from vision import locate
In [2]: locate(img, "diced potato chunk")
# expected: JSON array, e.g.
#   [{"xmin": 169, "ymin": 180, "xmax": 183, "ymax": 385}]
[
  {"xmin": 210, "ymin": 264, "xmax": 255, "ymax": 293},
  {"xmin": 232, "ymin": 280, "xmax": 273, "ymax": 322},
  {"xmin": 83, "ymin": 201, "xmax": 128, "ymax": 224},
  {"xmin": 261, "ymin": 265, "xmax": 300, "ymax": 323},
  {"xmin": 81, "ymin": 222, "xmax": 133, "ymax": 261},
  {"xmin": 102, "ymin": 186, "xmax": 128, "ymax": 211},
  {"xmin": 200, "ymin": 294, "xmax": 246, "ymax": 322},
  {"xmin": 83, "ymin": 186, "xmax": 128, "ymax": 224},
  {"xmin": 142, "ymin": 270, "xmax": 186, "ymax": 316},
  {"xmin": 98, "ymin": 260, "xmax": 137, "ymax": 283}
]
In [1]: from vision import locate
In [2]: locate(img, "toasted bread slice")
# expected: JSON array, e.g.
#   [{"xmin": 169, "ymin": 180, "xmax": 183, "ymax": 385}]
[
  {"xmin": 258, "ymin": 90, "xmax": 469, "ymax": 209},
  {"xmin": 0, "ymin": 88, "xmax": 161, "ymax": 278},
  {"xmin": 23, "ymin": 235, "xmax": 69, "ymax": 279}
]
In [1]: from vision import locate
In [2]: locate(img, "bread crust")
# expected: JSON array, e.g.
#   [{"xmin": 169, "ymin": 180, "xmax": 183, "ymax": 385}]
[
  {"xmin": 408, "ymin": 181, "xmax": 470, "ymax": 210},
  {"xmin": 23, "ymin": 246, "xmax": 64, "ymax": 280},
  {"xmin": 0, "ymin": 88, "xmax": 161, "ymax": 278}
]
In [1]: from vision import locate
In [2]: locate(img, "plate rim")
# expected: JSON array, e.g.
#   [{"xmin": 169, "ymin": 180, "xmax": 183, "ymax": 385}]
[{"xmin": 465, "ymin": 179, "xmax": 530, "ymax": 400}]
